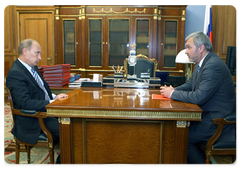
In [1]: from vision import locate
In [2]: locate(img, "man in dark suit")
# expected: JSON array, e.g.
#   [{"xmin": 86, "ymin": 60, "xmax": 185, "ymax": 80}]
[
  {"xmin": 160, "ymin": 32, "xmax": 236, "ymax": 163},
  {"xmin": 6, "ymin": 39, "xmax": 68, "ymax": 156}
]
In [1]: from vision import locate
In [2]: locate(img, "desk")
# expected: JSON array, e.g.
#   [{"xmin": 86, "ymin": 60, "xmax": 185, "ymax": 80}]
[{"xmin": 46, "ymin": 87, "xmax": 202, "ymax": 164}]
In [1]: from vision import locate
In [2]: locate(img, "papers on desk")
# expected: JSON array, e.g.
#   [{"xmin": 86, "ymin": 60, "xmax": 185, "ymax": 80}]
[
  {"xmin": 68, "ymin": 78, "xmax": 90, "ymax": 87},
  {"xmin": 152, "ymin": 94, "xmax": 172, "ymax": 101}
]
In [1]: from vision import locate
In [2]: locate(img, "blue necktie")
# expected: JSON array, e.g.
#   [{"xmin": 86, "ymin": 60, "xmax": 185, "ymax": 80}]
[
  {"xmin": 31, "ymin": 67, "xmax": 50, "ymax": 100},
  {"xmin": 197, "ymin": 65, "xmax": 201, "ymax": 73}
]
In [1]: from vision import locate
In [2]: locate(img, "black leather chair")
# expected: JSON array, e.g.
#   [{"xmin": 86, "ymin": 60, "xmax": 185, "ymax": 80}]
[
  {"xmin": 6, "ymin": 87, "xmax": 57, "ymax": 164},
  {"xmin": 198, "ymin": 115, "xmax": 236, "ymax": 164},
  {"xmin": 124, "ymin": 54, "xmax": 158, "ymax": 78}
]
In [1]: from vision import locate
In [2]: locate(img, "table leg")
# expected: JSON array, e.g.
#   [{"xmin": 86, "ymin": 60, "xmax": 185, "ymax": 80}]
[{"xmin": 59, "ymin": 118, "xmax": 72, "ymax": 164}]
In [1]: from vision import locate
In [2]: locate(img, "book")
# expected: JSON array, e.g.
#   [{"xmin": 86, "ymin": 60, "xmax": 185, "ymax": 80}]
[
  {"xmin": 68, "ymin": 81, "xmax": 82, "ymax": 87},
  {"xmin": 41, "ymin": 64, "xmax": 71, "ymax": 71},
  {"xmin": 46, "ymin": 79, "xmax": 70, "ymax": 84},
  {"xmin": 43, "ymin": 68, "xmax": 70, "ymax": 74},
  {"xmin": 43, "ymin": 72, "xmax": 70, "ymax": 78},
  {"xmin": 44, "ymin": 75, "xmax": 72, "ymax": 81},
  {"xmin": 152, "ymin": 94, "xmax": 172, "ymax": 101},
  {"xmin": 48, "ymin": 81, "xmax": 69, "ymax": 87}
]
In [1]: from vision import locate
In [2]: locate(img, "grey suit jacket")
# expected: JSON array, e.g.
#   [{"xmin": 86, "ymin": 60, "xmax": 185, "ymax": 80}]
[
  {"xmin": 6, "ymin": 59, "xmax": 53, "ymax": 144},
  {"xmin": 171, "ymin": 52, "xmax": 236, "ymax": 141}
]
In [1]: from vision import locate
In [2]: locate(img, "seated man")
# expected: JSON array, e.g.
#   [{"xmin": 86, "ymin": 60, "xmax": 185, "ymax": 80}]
[
  {"xmin": 6, "ymin": 39, "xmax": 68, "ymax": 163},
  {"xmin": 160, "ymin": 32, "xmax": 236, "ymax": 163}
]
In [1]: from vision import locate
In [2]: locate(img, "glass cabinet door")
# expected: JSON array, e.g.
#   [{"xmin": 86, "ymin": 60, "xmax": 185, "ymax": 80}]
[
  {"xmin": 89, "ymin": 19, "xmax": 102, "ymax": 66},
  {"xmin": 136, "ymin": 19, "xmax": 150, "ymax": 56},
  {"xmin": 164, "ymin": 20, "xmax": 178, "ymax": 68},
  {"xmin": 63, "ymin": 20, "xmax": 76, "ymax": 65},
  {"xmin": 108, "ymin": 19, "xmax": 129, "ymax": 66}
]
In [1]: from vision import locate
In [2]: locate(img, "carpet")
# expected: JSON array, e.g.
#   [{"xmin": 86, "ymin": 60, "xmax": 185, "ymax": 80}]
[{"xmin": 4, "ymin": 105, "xmax": 60, "ymax": 164}]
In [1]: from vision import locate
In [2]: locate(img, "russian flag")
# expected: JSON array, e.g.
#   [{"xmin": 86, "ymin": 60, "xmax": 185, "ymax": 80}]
[{"xmin": 203, "ymin": 5, "xmax": 213, "ymax": 45}]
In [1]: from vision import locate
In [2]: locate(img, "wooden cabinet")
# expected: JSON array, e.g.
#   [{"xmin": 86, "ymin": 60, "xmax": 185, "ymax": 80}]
[
  {"xmin": 54, "ymin": 6, "xmax": 186, "ymax": 78},
  {"xmin": 54, "ymin": 6, "xmax": 82, "ymax": 68},
  {"xmin": 85, "ymin": 16, "xmax": 155, "ymax": 68},
  {"xmin": 158, "ymin": 6, "xmax": 186, "ymax": 72}
]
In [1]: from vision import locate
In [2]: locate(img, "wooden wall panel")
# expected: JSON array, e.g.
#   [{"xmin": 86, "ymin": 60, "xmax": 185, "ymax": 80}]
[
  {"xmin": 19, "ymin": 12, "xmax": 54, "ymax": 66},
  {"xmin": 212, "ymin": 5, "xmax": 236, "ymax": 62},
  {"xmin": 4, "ymin": 57, "xmax": 16, "ymax": 78},
  {"xmin": 4, "ymin": 6, "xmax": 13, "ymax": 52},
  {"xmin": 4, "ymin": 6, "xmax": 17, "ymax": 78}
]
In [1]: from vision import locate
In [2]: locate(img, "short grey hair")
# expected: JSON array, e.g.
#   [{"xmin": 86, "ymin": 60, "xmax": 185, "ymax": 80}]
[
  {"xmin": 185, "ymin": 31, "xmax": 212, "ymax": 52},
  {"xmin": 18, "ymin": 39, "xmax": 35, "ymax": 56}
]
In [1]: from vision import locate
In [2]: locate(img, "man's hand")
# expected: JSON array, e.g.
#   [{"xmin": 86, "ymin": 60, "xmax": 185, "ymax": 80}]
[
  {"xmin": 160, "ymin": 85, "xmax": 174, "ymax": 98},
  {"xmin": 55, "ymin": 93, "xmax": 68, "ymax": 100}
]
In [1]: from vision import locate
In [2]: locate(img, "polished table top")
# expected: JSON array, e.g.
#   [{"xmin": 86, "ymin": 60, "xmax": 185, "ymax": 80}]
[{"xmin": 46, "ymin": 87, "xmax": 202, "ymax": 120}]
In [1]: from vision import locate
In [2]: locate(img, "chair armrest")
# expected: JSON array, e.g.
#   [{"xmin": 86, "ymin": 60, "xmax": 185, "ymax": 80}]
[
  {"xmin": 213, "ymin": 116, "xmax": 236, "ymax": 125},
  {"xmin": 20, "ymin": 109, "xmax": 37, "ymax": 115},
  {"xmin": 206, "ymin": 116, "xmax": 236, "ymax": 151},
  {"xmin": 12, "ymin": 108, "xmax": 47, "ymax": 118}
]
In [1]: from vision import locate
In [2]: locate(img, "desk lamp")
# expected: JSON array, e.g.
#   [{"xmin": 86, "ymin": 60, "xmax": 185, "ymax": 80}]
[{"xmin": 175, "ymin": 49, "xmax": 194, "ymax": 81}]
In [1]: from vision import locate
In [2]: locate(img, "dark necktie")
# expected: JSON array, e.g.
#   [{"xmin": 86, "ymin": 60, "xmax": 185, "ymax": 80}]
[
  {"xmin": 31, "ymin": 67, "xmax": 50, "ymax": 100},
  {"xmin": 197, "ymin": 65, "xmax": 201, "ymax": 73}
]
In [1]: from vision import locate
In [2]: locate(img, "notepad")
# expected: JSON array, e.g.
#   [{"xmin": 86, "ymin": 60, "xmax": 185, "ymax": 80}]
[{"xmin": 152, "ymin": 94, "xmax": 172, "ymax": 101}]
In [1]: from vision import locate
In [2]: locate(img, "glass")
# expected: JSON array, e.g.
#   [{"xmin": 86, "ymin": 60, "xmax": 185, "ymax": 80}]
[
  {"xmin": 136, "ymin": 19, "xmax": 149, "ymax": 56},
  {"xmin": 63, "ymin": 20, "xmax": 76, "ymax": 65},
  {"xmin": 108, "ymin": 19, "xmax": 129, "ymax": 66},
  {"xmin": 164, "ymin": 20, "xmax": 178, "ymax": 68},
  {"xmin": 89, "ymin": 19, "xmax": 102, "ymax": 66}
]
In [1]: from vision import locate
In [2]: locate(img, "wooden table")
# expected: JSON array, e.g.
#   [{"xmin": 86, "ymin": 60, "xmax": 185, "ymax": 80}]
[{"xmin": 46, "ymin": 87, "xmax": 202, "ymax": 164}]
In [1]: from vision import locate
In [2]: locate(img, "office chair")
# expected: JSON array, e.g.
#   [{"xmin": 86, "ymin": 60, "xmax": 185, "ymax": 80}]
[
  {"xmin": 6, "ymin": 87, "xmax": 56, "ymax": 164},
  {"xmin": 124, "ymin": 54, "xmax": 158, "ymax": 78},
  {"xmin": 198, "ymin": 115, "xmax": 236, "ymax": 164}
]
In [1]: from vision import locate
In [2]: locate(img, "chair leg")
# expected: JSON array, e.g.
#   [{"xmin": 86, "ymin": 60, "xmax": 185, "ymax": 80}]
[
  {"xmin": 48, "ymin": 143, "xmax": 54, "ymax": 164},
  {"xmin": 15, "ymin": 140, "xmax": 20, "ymax": 164},
  {"xmin": 26, "ymin": 146, "xmax": 31, "ymax": 164},
  {"xmin": 205, "ymin": 152, "xmax": 211, "ymax": 164}
]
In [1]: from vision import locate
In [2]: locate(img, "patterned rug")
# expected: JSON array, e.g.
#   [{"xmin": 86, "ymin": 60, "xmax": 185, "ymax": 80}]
[{"xmin": 4, "ymin": 105, "xmax": 60, "ymax": 164}]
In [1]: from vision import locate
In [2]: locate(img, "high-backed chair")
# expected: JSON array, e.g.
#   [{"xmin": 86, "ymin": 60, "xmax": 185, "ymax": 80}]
[
  {"xmin": 124, "ymin": 54, "xmax": 158, "ymax": 78},
  {"xmin": 6, "ymin": 87, "xmax": 56, "ymax": 164},
  {"xmin": 198, "ymin": 115, "xmax": 236, "ymax": 164}
]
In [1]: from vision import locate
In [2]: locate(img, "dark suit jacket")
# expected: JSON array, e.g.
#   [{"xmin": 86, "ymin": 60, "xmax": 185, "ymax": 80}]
[
  {"xmin": 6, "ymin": 59, "xmax": 53, "ymax": 144},
  {"xmin": 171, "ymin": 52, "xmax": 236, "ymax": 142}
]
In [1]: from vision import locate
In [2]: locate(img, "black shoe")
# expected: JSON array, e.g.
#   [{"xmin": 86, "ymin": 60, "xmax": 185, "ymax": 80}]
[{"xmin": 56, "ymin": 155, "xmax": 61, "ymax": 164}]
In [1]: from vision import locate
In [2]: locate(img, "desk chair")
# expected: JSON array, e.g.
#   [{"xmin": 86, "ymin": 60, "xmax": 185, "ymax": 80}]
[
  {"xmin": 124, "ymin": 54, "xmax": 158, "ymax": 78},
  {"xmin": 198, "ymin": 115, "xmax": 236, "ymax": 164},
  {"xmin": 6, "ymin": 87, "xmax": 56, "ymax": 164}
]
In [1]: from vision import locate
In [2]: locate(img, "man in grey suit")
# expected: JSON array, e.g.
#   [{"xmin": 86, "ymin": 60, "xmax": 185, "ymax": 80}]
[
  {"xmin": 6, "ymin": 39, "xmax": 68, "ymax": 163},
  {"xmin": 160, "ymin": 32, "xmax": 236, "ymax": 163}
]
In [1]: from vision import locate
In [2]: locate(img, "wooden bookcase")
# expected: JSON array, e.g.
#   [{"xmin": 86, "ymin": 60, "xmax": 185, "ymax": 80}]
[{"xmin": 54, "ymin": 5, "xmax": 186, "ymax": 78}]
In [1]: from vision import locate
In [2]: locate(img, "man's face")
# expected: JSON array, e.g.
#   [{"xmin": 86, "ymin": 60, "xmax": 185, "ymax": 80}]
[
  {"xmin": 24, "ymin": 41, "xmax": 42, "ymax": 67},
  {"xmin": 185, "ymin": 37, "xmax": 201, "ymax": 63}
]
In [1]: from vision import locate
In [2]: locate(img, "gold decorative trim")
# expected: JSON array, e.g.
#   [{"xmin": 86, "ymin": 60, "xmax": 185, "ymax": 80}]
[
  {"xmin": 79, "ymin": 9, "xmax": 81, "ymax": 20},
  {"xmin": 182, "ymin": 10, "xmax": 185, "ymax": 16},
  {"xmin": 176, "ymin": 121, "xmax": 190, "ymax": 128},
  {"xmin": 48, "ymin": 109, "xmax": 201, "ymax": 120},
  {"xmin": 58, "ymin": 117, "xmax": 71, "ymax": 124},
  {"xmin": 49, "ymin": 143, "xmax": 53, "ymax": 148},
  {"xmin": 55, "ymin": 9, "xmax": 59, "ymax": 20},
  {"xmin": 93, "ymin": 8, "xmax": 146, "ymax": 14}
]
